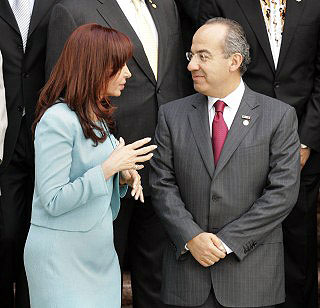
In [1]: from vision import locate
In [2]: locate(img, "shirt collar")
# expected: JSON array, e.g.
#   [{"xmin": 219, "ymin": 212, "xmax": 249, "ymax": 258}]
[{"xmin": 208, "ymin": 79, "xmax": 245, "ymax": 111}]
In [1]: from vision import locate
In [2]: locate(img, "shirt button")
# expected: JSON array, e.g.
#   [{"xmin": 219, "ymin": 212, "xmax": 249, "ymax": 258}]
[{"xmin": 273, "ymin": 81, "xmax": 280, "ymax": 88}]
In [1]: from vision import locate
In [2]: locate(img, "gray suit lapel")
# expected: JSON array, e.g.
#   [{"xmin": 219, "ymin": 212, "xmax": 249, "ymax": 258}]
[
  {"xmin": 188, "ymin": 94, "xmax": 215, "ymax": 179},
  {"xmin": 97, "ymin": 0, "xmax": 157, "ymax": 85},
  {"xmin": 213, "ymin": 87, "xmax": 260, "ymax": 180}
]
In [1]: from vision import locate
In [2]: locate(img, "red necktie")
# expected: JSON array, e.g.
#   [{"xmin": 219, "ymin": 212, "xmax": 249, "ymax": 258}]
[{"xmin": 212, "ymin": 100, "xmax": 228, "ymax": 166}]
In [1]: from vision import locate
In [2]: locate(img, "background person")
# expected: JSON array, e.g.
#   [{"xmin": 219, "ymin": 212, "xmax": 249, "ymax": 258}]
[{"xmin": 0, "ymin": 1, "xmax": 58, "ymax": 306}]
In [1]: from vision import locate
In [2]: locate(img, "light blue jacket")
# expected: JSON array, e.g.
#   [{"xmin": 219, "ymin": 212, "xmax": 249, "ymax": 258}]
[{"xmin": 31, "ymin": 103, "xmax": 127, "ymax": 232}]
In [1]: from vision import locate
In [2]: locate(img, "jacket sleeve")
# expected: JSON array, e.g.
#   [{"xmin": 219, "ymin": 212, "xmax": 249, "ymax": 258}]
[
  {"xmin": 217, "ymin": 107, "xmax": 301, "ymax": 261},
  {"xmin": 298, "ymin": 25, "xmax": 320, "ymax": 153},
  {"xmin": 150, "ymin": 106, "xmax": 204, "ymax": 259},
  {"xmin": 35, "ymin": 110, "xmax": 111, "ymax": 217}
]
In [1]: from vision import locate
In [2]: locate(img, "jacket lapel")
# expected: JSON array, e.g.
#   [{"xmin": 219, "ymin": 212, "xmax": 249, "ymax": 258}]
[
  {"xmin": 28, "ymin": 0, "xmax": 57, "ymax": 38},
  {"xmin": 276, "ymin": 0, "xmax": 307, "ymax": 74},
  {"xmin": 213, "ymin": 87, "xmax": 259, "ymax": 180},
  {"xmin": 236, "ymin": 0, "xmax": 275, "ymax": 73},
  {"xmin": 188, "ymin": 94, "xmax": 215, "ymax": 179},
  {"xmin": 0, "ymin": 0, "xmax": 20, "ymax": 35},
  {"xmin": 145, "ymin": 0, "xmax": 167, "ymax": 87},
  {"xmin": 97, "ymin": 0, "xmax": 156, "ymax": 85}
]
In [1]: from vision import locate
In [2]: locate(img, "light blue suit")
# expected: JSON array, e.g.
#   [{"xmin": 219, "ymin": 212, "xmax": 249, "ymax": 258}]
[{"xmin": 24, "ymin": 102, "xmax": 127, "ymax": 308}]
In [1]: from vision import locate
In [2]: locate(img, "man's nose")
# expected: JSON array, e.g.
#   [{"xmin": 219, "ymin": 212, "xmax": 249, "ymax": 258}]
[{"xmin": 187, "ymin": 58, "xmax": 200, "ymax": 72}]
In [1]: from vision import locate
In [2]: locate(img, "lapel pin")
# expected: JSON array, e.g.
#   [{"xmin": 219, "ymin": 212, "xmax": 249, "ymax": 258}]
[
  {"xmin": 241, "ymin": 115, "xmax": 251, "ymax": 126},
  {"xmin": 149, "ymin": 0, "xmax": 157, "ymax": 8}
]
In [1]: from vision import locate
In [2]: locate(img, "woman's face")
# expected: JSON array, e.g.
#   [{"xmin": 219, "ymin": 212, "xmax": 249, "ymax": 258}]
[{"xmin": 105, "ymin": 64, "xmax": 132, "ymax": 97}]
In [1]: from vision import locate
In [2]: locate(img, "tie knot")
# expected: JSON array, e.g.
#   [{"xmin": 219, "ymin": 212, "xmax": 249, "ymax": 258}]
[{"xmin": 214, "ymin": 100, "xmax": 226, "ymax": 113}]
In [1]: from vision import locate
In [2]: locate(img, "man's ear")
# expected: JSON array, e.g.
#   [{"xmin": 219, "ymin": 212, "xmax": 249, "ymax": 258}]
[{"xmin": 229, "ymin": 53, "xmax": 243, "ymax": 73}]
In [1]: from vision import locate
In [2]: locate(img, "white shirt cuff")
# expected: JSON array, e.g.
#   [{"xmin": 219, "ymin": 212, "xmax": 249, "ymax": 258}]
[{"xmin": 221, "ymin": 241, "xmax": 233, "ymax": 254}]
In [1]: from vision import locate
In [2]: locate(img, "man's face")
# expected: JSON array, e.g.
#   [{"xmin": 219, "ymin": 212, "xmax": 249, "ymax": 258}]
[{"xmin": 188, "ymin": 24, "xmax": 232, "ymax": 97}]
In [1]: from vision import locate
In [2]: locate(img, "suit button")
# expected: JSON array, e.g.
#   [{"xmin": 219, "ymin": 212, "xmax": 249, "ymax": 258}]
[
  {"xmin": 273, "ymin": 81, "xmax": 280, "ymax": 88},
  {"xmin": 157, "ymin": 88, "xmax": 161, "ymax": 94},
  {"xmin": 211, "ymin": 195, "xmax": 219, "ymax": 202},
  {"xmin": 18, "ymin": 105, "xmax": 23, "ymax": 112},
  {"xmin": 23, "ymin": 72, "xmax": 30, "ymax": 78}
]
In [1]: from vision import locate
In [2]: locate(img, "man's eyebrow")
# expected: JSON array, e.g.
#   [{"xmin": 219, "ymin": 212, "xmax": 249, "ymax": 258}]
[{"xmin": 193, "ymin": 49, "xmax": 212, "ymax": 55}]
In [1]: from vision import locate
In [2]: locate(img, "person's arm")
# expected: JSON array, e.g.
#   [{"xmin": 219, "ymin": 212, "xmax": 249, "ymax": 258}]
[
  {"xmin": 0, "ymin": 50, "xmax": 7, "ymax": 164},
  {"xmin": 45, "ymin": 3, "xmax": 78, "ymax": 79},
  {"xmin": 216, "ymin": 107, "xmax": 301, "ymax": 261},
  {"xmin": 150, "ymin": 106, "xmax": 205, "ymax": 258},
  {"xmin": 35, "ymin": 111, "xmax": 112, "ymax": 217},
  {"xmin": 298, "ymin": 24, "xmax": 320, "ymax": 166}
]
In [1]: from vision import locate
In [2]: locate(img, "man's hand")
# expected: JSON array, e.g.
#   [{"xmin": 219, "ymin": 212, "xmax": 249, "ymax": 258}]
[
  {"xmin": 300, "ymin": 147, "xmax": 311, "ymax": 169},
  {"xmin": 187, "ymin": 233, "xmax": 226, "ymax": 267}
]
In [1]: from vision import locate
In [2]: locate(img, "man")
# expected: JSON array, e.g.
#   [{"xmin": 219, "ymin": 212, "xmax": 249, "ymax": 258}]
[
  {"xmin": 0, "ymin": 51, "xmax": 7, "ymax": 165},
  {"xmin": 199, "ymin": 2, "xmax": 320, "ymax": 307},
  {"xmin": 150, "ymin": 18, "xmax": 300, "ymax": 308},
  {"xmin": 0, "ymin": 0, "xmax": 58, "ymax": 306},
  {"xmin": 46, "ymin": 1, "xmax": 191, "ymax": 307}
]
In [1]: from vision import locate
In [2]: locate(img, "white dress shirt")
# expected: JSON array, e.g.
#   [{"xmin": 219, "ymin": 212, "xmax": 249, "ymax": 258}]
[
  {"xmin": 8, "ymin": 0, "xmax": 35, "ymax": 11},
  {"xmin": 207, "ymin": 79, "xmax": 245, "ymax": 254},
  {"xmin": 116, "ymin": 0, "xmax": 158, "ymax": 42},
  {"xmin": 208, "ymin": 79, "xmax": 245, "ymax": 133}
]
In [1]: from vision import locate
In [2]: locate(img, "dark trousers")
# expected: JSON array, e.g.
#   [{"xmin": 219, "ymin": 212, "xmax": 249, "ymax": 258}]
[
  {"xmin": 278, "ymin": 172, "xmax": 320, "ymax": 308},
  {"xmin": 113, "ymin": 196, "xmax": 167, "ymax": 308},
  {"xmin": 0, "ymin": 119, "xmax": 33, "ymax": 308},
  {"xmin": 166, "ymin": 290, "xmax": 275, "ymax": 308}
]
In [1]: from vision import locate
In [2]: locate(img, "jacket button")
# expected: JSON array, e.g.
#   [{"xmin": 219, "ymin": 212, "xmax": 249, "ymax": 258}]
[
  {"xmin": 23, "ymin": 72, "xmax": 30, "ymax": 78},
  {"xmin": 273, "ymin": 81, "xmax": 280, "ymax": 88},
  {"xmin": 157, "ymin": 88, "xmax": 161, "ymax": 94},
  {"xmin": 18, "ymin": 105, "xmax": 23, "ymax": 112}
]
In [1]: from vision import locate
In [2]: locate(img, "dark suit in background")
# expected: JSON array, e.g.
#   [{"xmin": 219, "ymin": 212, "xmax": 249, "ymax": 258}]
[
  {"xmin": 174, "ymin": 0, "xmax": 200, "ymax": 52},
  {"xmin": 199, "ymin": 1, "xmax": 320, "ymax": 307},
  {"xmin": 45, "ymin": 0, "xmax": 191, "ymax": 306},
  {"xmin": 0, "ymin": 0, "xmax": 57, "ymax": 306}
]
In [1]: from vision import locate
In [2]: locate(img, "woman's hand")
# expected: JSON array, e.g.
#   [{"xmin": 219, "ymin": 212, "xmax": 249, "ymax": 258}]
[
  {"xmin": 102, "ymin": 137, "xmax": 156, "ymax": 181},
  {"xmin": 120, "ymin": 169, "xmax": 144, "ymax": 203}
]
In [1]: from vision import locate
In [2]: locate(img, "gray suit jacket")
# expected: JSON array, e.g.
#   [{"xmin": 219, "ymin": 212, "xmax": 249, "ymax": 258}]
[
  {"xmin": 150, "ymin": 86, "xmax": 301, "ymax": 307},
  {"xmin": 0, "ymin": 50, "xmax": 7, "ymax": 164},
  {"xmin": 45, "ymin": 0, "xmax": 192, "ymax": 195}
]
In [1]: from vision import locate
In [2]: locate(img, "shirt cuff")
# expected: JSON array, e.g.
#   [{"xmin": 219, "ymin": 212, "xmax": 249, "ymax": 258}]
[{"xmin": 221, "ymin": 241, "xmax": 233, "ymax": 254}]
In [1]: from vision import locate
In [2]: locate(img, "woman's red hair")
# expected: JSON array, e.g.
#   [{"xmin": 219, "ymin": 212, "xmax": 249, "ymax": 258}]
[{"xmin": 33, "ymin": 23, "xmax": 133, "ymax": 145}]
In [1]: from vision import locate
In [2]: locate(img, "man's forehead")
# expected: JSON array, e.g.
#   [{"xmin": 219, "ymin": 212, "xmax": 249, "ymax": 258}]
[{"xmin": 191, "ymin": 25, "xmax": 226, "ymax": 52}]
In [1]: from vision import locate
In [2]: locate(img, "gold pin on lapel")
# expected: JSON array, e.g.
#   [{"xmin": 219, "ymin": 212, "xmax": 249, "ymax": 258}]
[{"xmin": 149, "ymin": 0, "xmax": 157, "ymax": 8}]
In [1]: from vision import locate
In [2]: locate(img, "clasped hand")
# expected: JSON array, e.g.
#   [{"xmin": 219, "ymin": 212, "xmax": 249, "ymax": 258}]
[
  {"xmin": 187, "ymin": 232, "xmax": 226, "ymax": 267},
  {"xmin": 102, "ymin": 137, "xmax": 157, "ymax": 203}
]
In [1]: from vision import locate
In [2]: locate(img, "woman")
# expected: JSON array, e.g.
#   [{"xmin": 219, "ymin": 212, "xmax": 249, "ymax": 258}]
[{"xmin": 24, "ymin": 24, "xmax": 156, "ymax": 307}]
